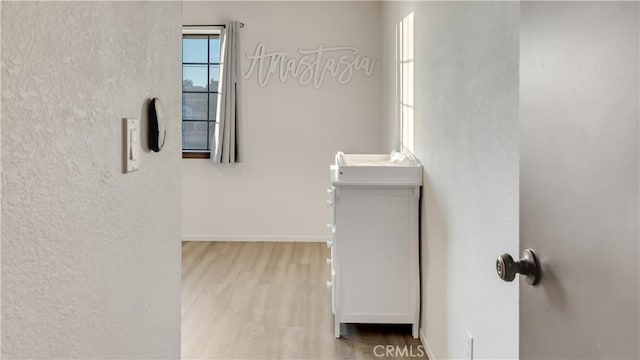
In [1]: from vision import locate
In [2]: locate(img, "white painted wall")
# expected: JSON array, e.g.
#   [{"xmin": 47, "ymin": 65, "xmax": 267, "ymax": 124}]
[
  {"xmin": 0, "ymin": 2, "xmax": 3, "ymax": 352},
  {"xmin": 182, "ymin": 1, "xmax": 384, "ymax": 241},
  {"xmin": 1, "ymin": 2, "xmax": 182, "ymax": 358},
  {"xmin": 381, "ymin": 2, "xmax": 519, "ymax": 359}
]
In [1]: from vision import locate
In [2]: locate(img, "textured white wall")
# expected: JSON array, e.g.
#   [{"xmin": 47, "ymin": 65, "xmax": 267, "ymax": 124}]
[
  {"xmin": 182, "ymin": 1, "xmax": 384, "ymax": 241},
  {"xmin": 1, "ymin": 2, "xmax": 182, "ymax": 358},
  {"xmin": 0, "ymin": 2, "xmax": 3, "ymax": 353},
  {"xmin": 381, "ymin": 2, "xmax": 519, "ymax": 359}
]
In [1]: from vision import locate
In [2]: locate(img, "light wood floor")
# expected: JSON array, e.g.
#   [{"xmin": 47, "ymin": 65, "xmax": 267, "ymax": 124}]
[{"xmin": 182, "ymin": 241, "xmax": 426, "ymax": 360}]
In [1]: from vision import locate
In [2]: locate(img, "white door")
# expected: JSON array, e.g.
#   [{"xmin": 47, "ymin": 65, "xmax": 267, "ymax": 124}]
[{"xmin": 518, "ymin": 2, "xmax": 639, "ymax": 358}]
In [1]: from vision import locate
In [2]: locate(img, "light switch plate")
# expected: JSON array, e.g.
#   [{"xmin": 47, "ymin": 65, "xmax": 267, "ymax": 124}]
[{"xmin": 124, "ymin": 118, "xmax": 140, "ymax": 173}]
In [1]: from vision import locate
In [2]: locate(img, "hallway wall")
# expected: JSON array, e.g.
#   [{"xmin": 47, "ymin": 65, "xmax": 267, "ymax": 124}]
[
  {"xmin": 1, "ymin": 2, "xmax": 182, "ymax": 358},
  {"xmin": 381, "ymin": 2, "xmax": 520, "ymax": 358}
]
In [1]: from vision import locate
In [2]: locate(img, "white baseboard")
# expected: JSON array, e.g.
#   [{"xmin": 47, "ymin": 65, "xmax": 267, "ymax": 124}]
[
  {"xmin": 182, "ymin": 234, "xmax": 329, "ymax": 242},
  {"xmin": 420, "ymin": 328, "xmax": 436, "ymax": 360}
]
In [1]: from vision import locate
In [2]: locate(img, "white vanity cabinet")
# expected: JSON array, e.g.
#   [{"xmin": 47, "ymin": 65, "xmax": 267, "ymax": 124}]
[{"xmin": 326, "ymin": 152, "xmax": 422, "ymax": 339}]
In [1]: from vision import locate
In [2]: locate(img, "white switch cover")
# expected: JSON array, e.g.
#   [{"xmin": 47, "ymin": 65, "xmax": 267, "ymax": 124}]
[{"xmin": 124, "ymin": 118, "xmax": 140, "ymax": 173}]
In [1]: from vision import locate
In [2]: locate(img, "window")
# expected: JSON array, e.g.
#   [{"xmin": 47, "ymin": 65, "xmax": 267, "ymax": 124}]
[
  {"xmin": 182, "ymin": 30, "xmax": 222, "ymax": 158},
  {"xmin": 398, "ymin": 13, "xmax": 414, "ymax": 153}
]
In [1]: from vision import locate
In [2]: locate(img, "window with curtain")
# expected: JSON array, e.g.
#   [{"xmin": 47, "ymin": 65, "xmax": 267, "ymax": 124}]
[{"xmin": 182, "ymin": 30, "xmax": 222, "ymax": 159}]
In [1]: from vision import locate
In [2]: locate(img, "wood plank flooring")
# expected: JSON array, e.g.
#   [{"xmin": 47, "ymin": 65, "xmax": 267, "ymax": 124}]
[{"xmin": 182, "ymin": 241, "xmax": 427, "ymax": 360}]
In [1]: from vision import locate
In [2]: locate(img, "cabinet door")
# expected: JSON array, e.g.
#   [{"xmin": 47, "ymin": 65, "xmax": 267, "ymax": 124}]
[{"xmin": 337, "ymin": 187, "xmax": 416, "ymax": 322}]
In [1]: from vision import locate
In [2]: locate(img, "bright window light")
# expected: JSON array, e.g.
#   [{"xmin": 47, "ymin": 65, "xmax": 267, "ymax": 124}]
[{"xmin": 397, "ymin": 12, "xmax": 415, "ymax": 153}]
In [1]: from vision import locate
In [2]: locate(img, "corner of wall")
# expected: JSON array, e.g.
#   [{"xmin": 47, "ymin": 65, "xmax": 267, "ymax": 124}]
[{"xmin": 419, "ymin": 328, "xmax": 437, "ymax": 360}]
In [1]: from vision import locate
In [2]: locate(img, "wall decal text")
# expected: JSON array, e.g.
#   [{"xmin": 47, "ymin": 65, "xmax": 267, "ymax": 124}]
[{"xmin": 242, "ymin": 43, "xmax": 377, "ymax": 88}]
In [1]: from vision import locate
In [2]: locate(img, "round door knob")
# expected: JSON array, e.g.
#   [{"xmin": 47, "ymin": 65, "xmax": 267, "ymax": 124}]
[
  {"xmin": 326, "ymin": 240, "xmax": 333, "ymax": 248},
  {"xmin": 326, "ymin": 258, "xmax": 332, "ymax": 265},
  {"xmin": 496, "ymin": 253, "xmax": 517, "ymax": 282},
  {"xmin": 326, "ymin": 200, "xmax": 333, "ymax": 206},
  {"xmin": 326, "ymin": 280, "xmax": 333, "ymax": 288},
  {"xmin": 496, "ymin": 248, "xmax": 541, "ymax": 285}
]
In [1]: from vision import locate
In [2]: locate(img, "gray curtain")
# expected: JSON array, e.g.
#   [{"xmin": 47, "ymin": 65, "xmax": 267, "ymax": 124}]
[{"xmin": 211, "ymin": 21, "xmax": 240, "ymax": 163}]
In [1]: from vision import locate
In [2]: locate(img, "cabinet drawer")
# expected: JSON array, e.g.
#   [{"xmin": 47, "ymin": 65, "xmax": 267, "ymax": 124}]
[
  {"xmin": 326, "ymin": 187, "xmax": 336, "ymax": 227},
  {"xmin": 326, "ymin": 224, "xmax": 335, "ymax": 248}
]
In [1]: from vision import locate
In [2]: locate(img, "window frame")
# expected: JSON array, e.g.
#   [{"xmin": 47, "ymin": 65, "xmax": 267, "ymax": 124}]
[{"xmin": 182, "ymin": 27, "xmax": 223, "ymax": 159}]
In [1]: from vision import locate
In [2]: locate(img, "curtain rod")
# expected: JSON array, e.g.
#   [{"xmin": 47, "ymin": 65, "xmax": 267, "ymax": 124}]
[{"xmin": 184, "ymin": 23, "xmax": 245, "ymax": 28}]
